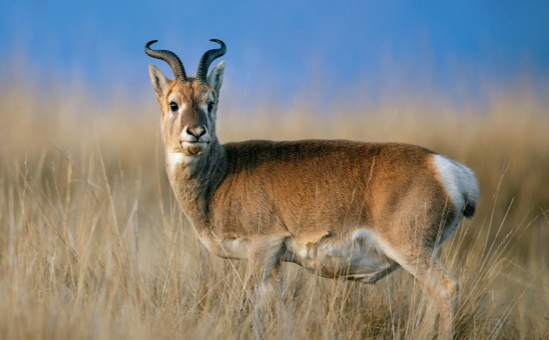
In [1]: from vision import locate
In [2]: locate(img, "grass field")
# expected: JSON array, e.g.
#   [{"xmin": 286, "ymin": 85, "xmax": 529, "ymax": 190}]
[{"xmin": 0, "ymin": 77, "xmax": 548, "ymax": 339}]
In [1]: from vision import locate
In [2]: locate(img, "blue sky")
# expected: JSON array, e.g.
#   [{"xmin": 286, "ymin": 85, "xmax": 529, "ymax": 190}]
[{"xmin": 1, "ymin": 0, "xmax": 548, "ymax": 106}]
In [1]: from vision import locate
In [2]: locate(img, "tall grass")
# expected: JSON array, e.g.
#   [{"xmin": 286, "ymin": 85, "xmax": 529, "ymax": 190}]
[{"xmin": 0, "ymin": 77, "xmax": 548, "ymax": 339}]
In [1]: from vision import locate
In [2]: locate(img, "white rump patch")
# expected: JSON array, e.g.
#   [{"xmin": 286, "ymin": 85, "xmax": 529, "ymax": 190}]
[{"xmin": 433, "ymin": 154, "xmax": 480, "ymax": 214}]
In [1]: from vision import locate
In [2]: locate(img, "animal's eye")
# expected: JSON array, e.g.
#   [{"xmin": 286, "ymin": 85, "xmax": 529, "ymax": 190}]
[
  {"xmin": 169, "ymin": 102, "xmax": 179, "ymax": 112},
  {"xmin": 208, "ymin": 102, "xmax": 215, "ymax": 112}
]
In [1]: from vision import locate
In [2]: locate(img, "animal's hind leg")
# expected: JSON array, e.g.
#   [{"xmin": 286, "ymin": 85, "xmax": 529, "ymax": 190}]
[
  {"xmin": 380, "ymin": 240, "xmax": 459, "ymax": 340},
  {"xmin": 357, "ymin": 261, "xmax": 400, "ymax": 284}
]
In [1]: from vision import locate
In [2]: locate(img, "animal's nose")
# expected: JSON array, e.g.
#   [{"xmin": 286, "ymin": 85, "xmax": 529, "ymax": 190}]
[{"xmin": 187, "ymin": 125, "xmax": 206, "ymax": 138}]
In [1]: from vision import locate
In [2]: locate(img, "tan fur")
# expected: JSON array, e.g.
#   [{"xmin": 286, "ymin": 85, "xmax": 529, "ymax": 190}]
[{"xmin": 147, "ymin": 46, "xmax": 479, "ymax": 340}]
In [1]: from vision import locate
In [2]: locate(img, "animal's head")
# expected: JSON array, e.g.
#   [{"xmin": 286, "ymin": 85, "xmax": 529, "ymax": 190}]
[{"xmin": 145, "ymin": 39, "xmax": 225, "ymax": 162}]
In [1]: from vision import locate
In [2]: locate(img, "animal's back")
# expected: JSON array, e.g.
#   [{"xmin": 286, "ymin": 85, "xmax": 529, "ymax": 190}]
[{"xmin": 212, "ymin": 140, "xmax": 448, "ymax": 239}]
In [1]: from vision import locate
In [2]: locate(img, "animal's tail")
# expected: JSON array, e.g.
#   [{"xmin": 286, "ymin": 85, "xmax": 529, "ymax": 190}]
[
  {"xmin": 433, "ymin": 154, "xmax": 480, "ymax": 219},
  {"xmin": 463, "ymin": 198, "xmax": 476, "ymax": 218},
  {"xmin": 460, "ymin": 168, "xmax": 479, "ymax": 219}
]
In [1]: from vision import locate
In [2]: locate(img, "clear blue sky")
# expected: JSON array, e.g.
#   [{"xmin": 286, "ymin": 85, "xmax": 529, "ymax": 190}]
[{"xmin": 1, "ymin": 0, "xmax": 548, "ymax": 106}]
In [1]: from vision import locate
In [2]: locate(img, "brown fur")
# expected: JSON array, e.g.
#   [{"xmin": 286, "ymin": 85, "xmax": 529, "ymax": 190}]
[
  {"xmin": 205, "ymin": 140, "xmax": 446, "ymax": 243},
  {"xmin": 147, "ymin": 50, "xmax": 478, "ymax": 340}
]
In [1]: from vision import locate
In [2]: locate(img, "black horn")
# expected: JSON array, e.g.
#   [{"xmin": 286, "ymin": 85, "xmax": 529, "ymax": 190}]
[
  {"xmin": 196, "ymin": 39, "xmax": 226, "ymax": 82},
  {"xmin": 145, "ymin": 40, "xmax": 188, "ymax": 82}
]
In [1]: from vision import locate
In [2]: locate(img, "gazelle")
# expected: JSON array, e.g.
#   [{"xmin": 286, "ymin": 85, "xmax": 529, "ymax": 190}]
[{"xmin": 145, "ymin": 39, "xmax": 479, "ymax": 339}]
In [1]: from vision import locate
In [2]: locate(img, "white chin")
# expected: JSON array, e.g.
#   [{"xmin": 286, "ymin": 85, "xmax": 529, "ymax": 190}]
[
  {"xmin": 170, "ymin": 152, "xmax": 199, "ymax": 170},
  {"xmin": 182, "ymin": 142, "xmax": 208, "ymax": 149}
]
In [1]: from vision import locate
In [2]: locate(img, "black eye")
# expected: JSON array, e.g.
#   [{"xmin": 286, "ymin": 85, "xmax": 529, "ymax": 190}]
[
  {"xmin": 169, "ymin": 102, "xmax": 179, "ymax": 112},
  {"xmin": 208, "ymin": 102, "xmax": 215, "ymax": 112}
]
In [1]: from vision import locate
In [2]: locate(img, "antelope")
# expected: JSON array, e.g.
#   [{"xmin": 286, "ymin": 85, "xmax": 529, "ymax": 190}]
[{"xmin": 145, "ymin": 39, "xmax": 479, "ymax": 339}]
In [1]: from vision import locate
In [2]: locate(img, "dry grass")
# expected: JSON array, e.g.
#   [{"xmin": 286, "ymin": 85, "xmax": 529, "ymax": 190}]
[{"xmin": 0, "ymin": 76, "xmax": 548, "ymax": 339}]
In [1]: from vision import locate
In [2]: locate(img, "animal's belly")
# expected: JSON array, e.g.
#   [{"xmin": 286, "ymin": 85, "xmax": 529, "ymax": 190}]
[{"xmin": 283, "ymin": 229, "xmax": 395, "ymax": 282}]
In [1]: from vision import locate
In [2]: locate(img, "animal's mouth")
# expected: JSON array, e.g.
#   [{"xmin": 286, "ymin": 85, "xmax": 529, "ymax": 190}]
[{"xmin": 181, "ymin": 141, "xmax": 209, "ymax": 156}]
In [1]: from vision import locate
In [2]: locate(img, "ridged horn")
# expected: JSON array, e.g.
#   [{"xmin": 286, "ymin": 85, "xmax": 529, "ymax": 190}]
[
  {"xmin": 196, "ymin": 39, "xmax": 226, "ymax": 82},
  {"xmin": 144, "ymin": 40, "xmax": 188, "ymax": 82}
]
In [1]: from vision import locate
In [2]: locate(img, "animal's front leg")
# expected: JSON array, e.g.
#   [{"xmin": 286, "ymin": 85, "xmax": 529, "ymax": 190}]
[
  {"xmin": 246, "ymin": 239, "xmax": 284, "ymax": 302},
  {"xmin": 245, "ymin": 238, "xmax": 284, "ymax": 339},
  {"xmin": 270, "ymin": 262, "xmax": 285, "ymax": 302}
]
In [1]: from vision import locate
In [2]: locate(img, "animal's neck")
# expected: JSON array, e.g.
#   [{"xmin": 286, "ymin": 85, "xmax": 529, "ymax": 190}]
[{"xmin": 166, "ymin": 140, "xmax": 227, "ymax": 228}]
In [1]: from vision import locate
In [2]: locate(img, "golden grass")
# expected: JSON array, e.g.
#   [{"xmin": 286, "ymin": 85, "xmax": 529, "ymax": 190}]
[{"xmin": 0, "ymin": 78, "xmax": 548, "ymax": 339}]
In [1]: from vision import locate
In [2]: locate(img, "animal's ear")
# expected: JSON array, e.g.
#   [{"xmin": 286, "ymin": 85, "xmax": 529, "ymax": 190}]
[
  {"xmin": 148, "ymin": 64, "xmax": 172, "ymax": 96},
  {"xmin": 207, "ymin": 61, "xmax": 225, "ymax": 96}
]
